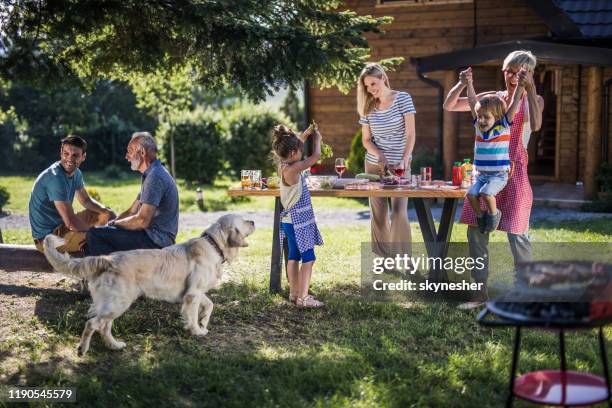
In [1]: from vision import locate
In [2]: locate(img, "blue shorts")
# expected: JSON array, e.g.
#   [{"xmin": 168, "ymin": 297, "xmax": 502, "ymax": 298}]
[
  {"xmin": 468, "ymin": 171, "xmax": 509, "ymax": 197},
  {"xmin": 280, "ymin": 222, "xmax": 316, "ymax": 263}
]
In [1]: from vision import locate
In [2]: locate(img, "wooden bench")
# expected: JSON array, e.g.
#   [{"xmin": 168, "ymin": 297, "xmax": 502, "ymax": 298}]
[{"xmin": 0, "ymin": 244, "xmax": 53, "ymax": 272}]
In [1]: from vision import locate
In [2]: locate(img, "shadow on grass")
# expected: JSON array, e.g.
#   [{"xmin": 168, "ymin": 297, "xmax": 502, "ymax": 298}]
[{"xmin": 3, "ymin": 281, "xmax": 606, "ymax": 407}]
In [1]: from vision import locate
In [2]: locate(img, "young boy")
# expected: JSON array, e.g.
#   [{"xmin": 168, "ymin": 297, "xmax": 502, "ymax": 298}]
[{"xmin": 462, "ymin": 67, "xmax": 526, "ymax": 233}]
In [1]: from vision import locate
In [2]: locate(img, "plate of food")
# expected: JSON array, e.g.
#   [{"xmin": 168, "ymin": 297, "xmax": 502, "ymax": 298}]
[
  {"xmin": 332, "ymin": 178, "xmax": 368, "ymax": 189},
  {"xmin": 418, "ymin": 184, "xmax": 460, "ymax": 190},
  {"xmin": 307, "ymin": 175, "xmax": 337, "ymax": 190}
]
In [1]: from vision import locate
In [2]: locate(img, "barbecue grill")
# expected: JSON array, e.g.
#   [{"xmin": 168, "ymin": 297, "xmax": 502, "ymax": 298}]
[{"xmin": 477, "ymin": 261, "xmax": 612, "ymax": 407}]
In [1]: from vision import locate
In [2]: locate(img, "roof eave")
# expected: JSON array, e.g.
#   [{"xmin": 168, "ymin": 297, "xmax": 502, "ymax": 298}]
[{"xmin": 411, "ymin": 39, "xmax": 612, "ymax": 73}]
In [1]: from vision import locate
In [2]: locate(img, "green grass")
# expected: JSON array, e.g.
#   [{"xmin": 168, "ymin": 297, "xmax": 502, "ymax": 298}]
[
  {"xmin": 0, "ymin": 173, "xmax": 368, "ymax": 214},
  {"xmin": 1, "ymin": 221, "xmax": 611, "ymax": 407}
]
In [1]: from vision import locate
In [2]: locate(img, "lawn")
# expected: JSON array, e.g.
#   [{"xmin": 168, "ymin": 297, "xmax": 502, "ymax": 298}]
[
  {"xmin": 0, "ymin": 173, "xmax": 368, "ymax": 214},
  {"xmin": 1, "ymin": 220, "xmax": 611, "ymax": 407}
]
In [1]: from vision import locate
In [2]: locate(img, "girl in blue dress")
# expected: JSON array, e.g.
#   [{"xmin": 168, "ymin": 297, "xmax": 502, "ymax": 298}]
[{"xmin": 272, "ymin": 124, "xmax": 324, "ymax": 308}]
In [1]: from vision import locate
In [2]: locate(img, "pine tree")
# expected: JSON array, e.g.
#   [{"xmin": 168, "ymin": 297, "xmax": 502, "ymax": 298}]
[{"xmin": 0, "ymin": 0, "xmax": 402, "ymax": 100}]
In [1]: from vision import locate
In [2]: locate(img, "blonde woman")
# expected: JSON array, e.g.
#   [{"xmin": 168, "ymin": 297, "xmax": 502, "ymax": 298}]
[
  {"xmin": 444, "ymin": 50, "xmax": 544, "ymax": 308},
  {"xmin": 357, "ymin": 63, "xmax": 416, "ymax": 257}
]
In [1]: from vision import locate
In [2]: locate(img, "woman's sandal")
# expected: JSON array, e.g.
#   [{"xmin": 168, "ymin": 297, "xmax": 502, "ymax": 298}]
[
  {"xmin": 288, "ymin": 294, "xmax": 298, "ymax": 304},
  {"xmin": 296, "ymin": 295, "xmax": 324, "ymax": 308}
]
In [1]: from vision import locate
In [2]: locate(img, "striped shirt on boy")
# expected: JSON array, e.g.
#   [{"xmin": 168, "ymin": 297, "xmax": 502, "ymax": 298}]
[
  {"xmin": 473, "ymin": 114, "xmax": 512, "ymax": 172},
  {"xmin": 358, "ymin": 92, "xmax": 416, "ymax": 165}
]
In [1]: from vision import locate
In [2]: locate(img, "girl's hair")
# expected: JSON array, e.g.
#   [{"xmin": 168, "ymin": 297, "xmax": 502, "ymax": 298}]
[
  {"xmin": 503, "ymin": 50, "xmax": 537, "ymax": 73},
  {"xmin": 357, "ymin": 63, "xmax": 390, "ymax": 117},
  {"xmin": 271, "ymin": 124, "xmax": 303, "ymax": 161},
  {"xmin": 476, "ymin": 95, "xmax": 507, "ymax": 121}
]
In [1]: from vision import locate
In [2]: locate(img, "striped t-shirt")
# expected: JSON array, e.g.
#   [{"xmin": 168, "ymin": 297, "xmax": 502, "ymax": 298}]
[
  {"xmin": 358, "ymin": 91, "xmax": 416, "ymax": 164},
  {"xmin": 473, "ymin": 114, "xmax": 511, "ymax": 172}
]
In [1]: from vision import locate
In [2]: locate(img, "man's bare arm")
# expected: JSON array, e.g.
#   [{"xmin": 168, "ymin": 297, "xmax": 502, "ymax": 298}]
[
  {"xmin": 111, "ymin": 203, "xmax": 156, "ymax": 230},
  {"xmin": 53, "ymin": 201, "xmax": 91, "ymax": 232},
  {"xmin": 75, "ymin": 188, "xmax": 116, "ymax": 219}
]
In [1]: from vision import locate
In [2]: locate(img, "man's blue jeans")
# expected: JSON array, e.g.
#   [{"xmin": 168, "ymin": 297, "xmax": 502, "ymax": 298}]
[{"xmin": 86, "ymin": 226, "xmax": 162, "ymax": 256}]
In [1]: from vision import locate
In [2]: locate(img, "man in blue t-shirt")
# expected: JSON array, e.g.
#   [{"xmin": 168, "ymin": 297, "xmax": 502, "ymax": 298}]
[
  {"xmin": 86, "ymin": 132, "xmax": 179, "ymax": 255},
  {"xmin": 29, "ymin": 135, "xmax": 117, "ymax": 253}
]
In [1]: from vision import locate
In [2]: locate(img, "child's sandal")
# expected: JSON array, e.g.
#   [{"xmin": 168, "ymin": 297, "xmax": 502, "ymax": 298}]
[{"xmin": 296, "ymin": 295, "xmax": 324, "ymax": 308}]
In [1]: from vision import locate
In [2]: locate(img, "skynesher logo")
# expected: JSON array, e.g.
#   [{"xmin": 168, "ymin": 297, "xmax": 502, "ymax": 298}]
[
  {"xmin": 372, "ymin": 254, "xmax": 486, "ymax": 275},
  {"xmin": 371, "ymin": 279, "xmax": 485, "ymax": 292}
]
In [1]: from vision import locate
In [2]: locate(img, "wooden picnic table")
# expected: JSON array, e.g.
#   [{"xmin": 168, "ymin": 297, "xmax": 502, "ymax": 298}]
[{"xmin": 227, "ymin": 185, "xmax": 468, "ymax": 293}]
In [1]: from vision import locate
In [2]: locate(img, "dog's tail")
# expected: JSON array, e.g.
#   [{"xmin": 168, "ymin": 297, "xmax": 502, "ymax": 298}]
[{"xmin": 43, "ymin": 235, "xmax": 113, "ymax": 280}]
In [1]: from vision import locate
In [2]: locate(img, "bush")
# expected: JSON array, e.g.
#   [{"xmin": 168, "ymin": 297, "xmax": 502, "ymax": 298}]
[
  {"xmin": 159, "ymin": 109, "xmax": 225, "ymax": 184},
  {"xmin": 582, "ymin": 197, "xmax": 612, "ymax": 213},
  {"xmin": 223, "ymin": 104, "xmax": 293, "ymax": 178},
  {"xmin": 81, "ymin": 118, "xmax": 140, "ymax": 171},
  {"xmin": 347, "ymin": 129, "xmax": 365, "ymax": 174},
  {"xmin": 0, "ymin": 185, "xmax": 9, "ymax": 212},
  {"xmin": 411, "ymin": 148, "xmax": 442, "ymax": 180},
  {"xmin": 103, "ymin": 164, "xmax": 125, "ymax": 179},
  {"xmin": 596, "ymin": 162, "xmax": 612, "ymax": 192}
]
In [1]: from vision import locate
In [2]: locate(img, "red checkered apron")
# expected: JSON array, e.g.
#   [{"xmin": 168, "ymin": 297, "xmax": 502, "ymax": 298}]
[{"xmin": 459, "ymin": 93, "xmax": 532, "ymax": 234}]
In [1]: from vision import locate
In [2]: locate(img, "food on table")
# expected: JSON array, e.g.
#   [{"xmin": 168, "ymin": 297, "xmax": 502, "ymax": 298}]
[
  {"xmin": 452, "ymin": 162, "xmax": 463, "ymax": 186},
  {"xmin": 307, "ymin": 175, "xmax": 336, "ymax": 190},
  {"xmin": 355, "ymin": 173, "xmax": 381, "ymax": 182},
  {"xmin": 432, "ymin": 180, "xmax": 446, "ymax": 186},
  {"xmin": 332, "ymin": 178, "xmax": 368, "ymax": 189},
  {"xmin": 267, "ymin": 176, "xmax": 280, "ymax": 189},
  {"xmin": 380, "ymin": 176, "xmax": 399, "ymax": 185},
  {"xmin": 345, "ymin": 181, "xmax": 376, "ymax": 190},
  {"xmin": 460, "ymin": 158, "xmax": 473, "ymax": 188},
  {"xmin": 319, "ymin": 142, "xmax": 333, "ymax": 163}
]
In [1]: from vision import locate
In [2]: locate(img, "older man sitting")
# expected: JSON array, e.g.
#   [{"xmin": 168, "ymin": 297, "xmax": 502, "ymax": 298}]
[{"xmin": 86, "ymin": 132, "xmax": 179, "ymax": 255}]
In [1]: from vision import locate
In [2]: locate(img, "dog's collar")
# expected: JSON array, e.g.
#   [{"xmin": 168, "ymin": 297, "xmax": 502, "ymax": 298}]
[{"xmin": 203, "ymin": 233, "xmax": 227, "ymax": 264}]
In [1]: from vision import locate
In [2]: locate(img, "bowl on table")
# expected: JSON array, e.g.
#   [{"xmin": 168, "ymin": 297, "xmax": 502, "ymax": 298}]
[{"xmin": 307, "ymin": 175, "xmax": 338, "ymax": 190}]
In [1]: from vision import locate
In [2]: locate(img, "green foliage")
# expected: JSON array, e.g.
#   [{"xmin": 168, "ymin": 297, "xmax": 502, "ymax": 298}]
[
  {"xmin": 596, "ymin": 162, "xmax": 612, "ymax": 192},
  {"xmin": 0, "ymin": 185, "xmax": 9, "ymax": 211},
  {"xmin": 347, "ymin": 129, "xmax": 365, "ymax": 173},
  {"xmin": 128, "ymin": 66, "xmax": 194, "ymax": 123},
  {"xmin": 319, "ymin": 141, "xmax": 334, "ymax": 164},
  {"xmin": 159, "ymin": 109, "xmax": 225, "ymax": 184},
  {"xmin": 0, "ymin": 79, "xmax": 156, "ymax": 172},
  {"xmin": 412, "ymin": 148, "xmax": 442, "ymax": 180},
  {"xmin": 281, "ymin": 88, "xmax": 305, "ymax": 127},
  {"xmin": 103, "ymin": 164, "xmax": 125, "ymax": 179},
  {"xmin": 223, "ymin": 104, "xmax": 293, "ymax": 178},
  {"xmin": 0, "ymin": 1, "xmax": 401, "ymax": 100},
  {"xmin": 582, "ymin": 197, "xmax": 612, "ymax": 213}
]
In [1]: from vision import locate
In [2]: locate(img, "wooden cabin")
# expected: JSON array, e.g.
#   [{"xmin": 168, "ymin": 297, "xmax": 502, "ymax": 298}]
[{"xmin": 308, "ymin": 0, "xmax": 612, "ymax": 199}]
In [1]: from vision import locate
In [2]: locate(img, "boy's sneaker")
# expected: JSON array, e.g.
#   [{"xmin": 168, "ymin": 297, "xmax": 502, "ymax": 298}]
[
  {"xmin": 477, "ymin": 212, "xmax": 487, "ymax": 234},
  {"xmin": 485, "ymin": 210, "xmax": 502, "ymax": 233}
]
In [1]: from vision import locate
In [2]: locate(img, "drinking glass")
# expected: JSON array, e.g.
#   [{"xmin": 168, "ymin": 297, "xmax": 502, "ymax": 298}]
[
  {"xmin": 241, "ymin": 170, "xmax": 251, "ymax": 189},
  {"xmin": 391, "ymin": 161, "xmax": 404, "ymax": 190},
  {"xmin": 250, "ymin": 170, "xmax": 262, "ymax": 190},
  {"xmin": 335, "ymin": 158, "xmax": 346, "ymax": 179}
]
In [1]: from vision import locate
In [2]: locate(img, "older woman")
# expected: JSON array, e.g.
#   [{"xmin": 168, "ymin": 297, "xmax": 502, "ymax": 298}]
[
  {"xmin": 443, "ymin": 50, "xmax": 544, "ymax": 307},
  {"xmin": 357, "ymin": 63, "xmax": 416, "ymax": 257}
]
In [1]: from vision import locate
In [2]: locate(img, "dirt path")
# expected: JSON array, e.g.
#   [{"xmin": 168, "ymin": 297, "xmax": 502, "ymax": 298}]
[{"xmin": 2, "ymin": 206, "xmax": 611, "ymax": 233}]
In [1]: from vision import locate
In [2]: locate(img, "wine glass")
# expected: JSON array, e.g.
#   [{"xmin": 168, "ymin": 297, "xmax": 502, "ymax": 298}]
[
  {"xmin": 391, "ymin": 161, "xmax": 404, "ymax": 189},
  {"xmin": 335, "ymin": 158, "xmax": 346, "ymax": 179}
]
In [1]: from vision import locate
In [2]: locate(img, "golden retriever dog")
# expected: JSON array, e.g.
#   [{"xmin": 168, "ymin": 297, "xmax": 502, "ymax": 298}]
[{"xmin": 43, "ymin": 214, "xmax": 255, "ymax": 356}]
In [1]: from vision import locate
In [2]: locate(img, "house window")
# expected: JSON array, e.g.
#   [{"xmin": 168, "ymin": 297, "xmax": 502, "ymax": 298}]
[{"xmin": 377, "ymin": 0, "xmax": 473, "ymax": 6}]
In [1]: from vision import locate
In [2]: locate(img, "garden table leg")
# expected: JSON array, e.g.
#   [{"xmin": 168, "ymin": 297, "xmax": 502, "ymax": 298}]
[
  {"xmin": 270, "ymin": 197, "xmax": 283, "ymax": 293},
  {"xmin": 412, "ymin": 197, "xmax": 458, "ymax": 282}
]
